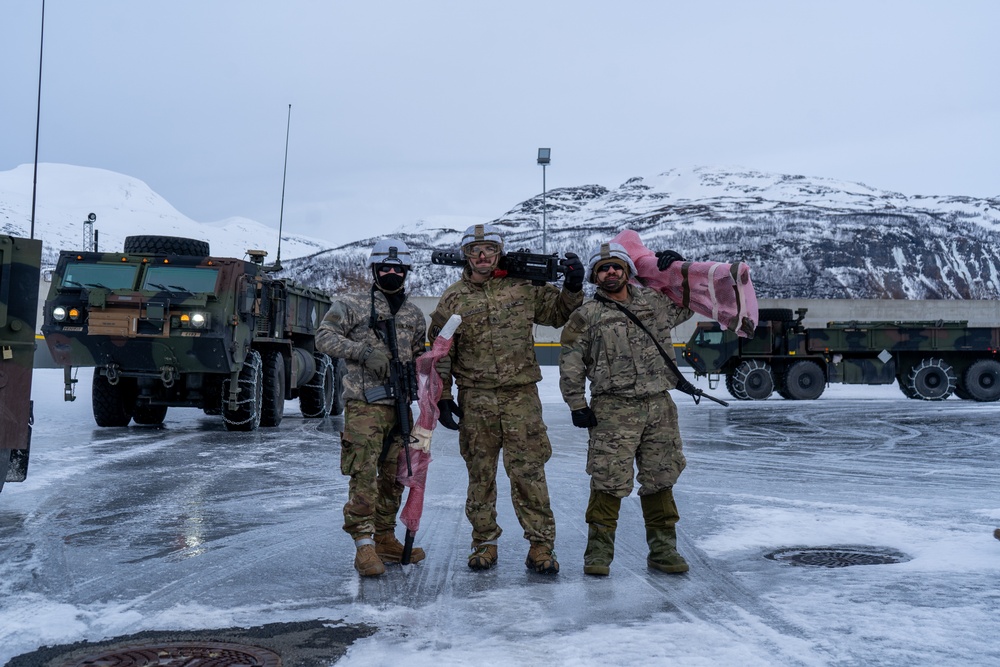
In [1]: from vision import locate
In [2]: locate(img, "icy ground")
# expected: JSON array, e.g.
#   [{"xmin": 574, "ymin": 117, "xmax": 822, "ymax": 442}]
[{"xmin": 2, "ymin": 368, "xmax": 999, "ymax": 666}]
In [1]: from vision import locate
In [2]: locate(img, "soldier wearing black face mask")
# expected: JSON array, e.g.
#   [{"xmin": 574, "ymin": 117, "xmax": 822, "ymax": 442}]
[{"xmin": 316, "ymin": 239, "xmax": 428, "ymax": 577}]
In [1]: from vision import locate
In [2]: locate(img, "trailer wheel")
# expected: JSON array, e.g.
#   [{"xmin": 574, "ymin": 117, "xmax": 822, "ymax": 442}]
[
  {"xmin": 123, "ymin": 235, "xmax": 210, "ymax": 256},
  {"xmin": 223, "ymin": 350, "xmax": 263, "ymax": 431},
  {"xmin": 730, "ymin": 360, "xmax": 774, "ymax": 400},
  {"xmin": 260, "ymin": 349, "xmax": 286, "ymax": 427},
  {"xmin": 962, "ymin": 359, "xmax": 1000, "ymax": 402},
  {"xmin": 907, "ymin": 358, "xmax": 956, "ymax": 401},
  {"xmin": 782, "ymin": 361, "xmax": 826, "ymax": 400},
  {"xmin": 133, "ymin": 403, "xmax": 168, "ymax": 425},
  {"xmin": 92, "ymin": 370, "xmax": 135, "ymax": 427},
  {"xmin": 300, "ymin": 353, "xmax": 335, "ymax": 418}
]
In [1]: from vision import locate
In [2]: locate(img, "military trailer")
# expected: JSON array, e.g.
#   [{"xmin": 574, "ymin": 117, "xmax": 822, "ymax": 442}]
[
  {"xmin": 42, "ymin": 235, "xmax": 343, "ymax": 430},
  {"xmin": 683, "ymin": 307, "xmax": 1000, "ymax": 402},
  {"xmin": 1, "ymin": 235, "xmax": 43, "ymax": 493}
]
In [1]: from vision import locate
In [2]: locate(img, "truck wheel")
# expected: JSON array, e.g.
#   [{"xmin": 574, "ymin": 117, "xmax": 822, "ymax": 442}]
[
  {"xmin": 757, "ymin": 308, "xmax": 795, "ymax": 322},
  {"xmin": 300, "ymin": 353, "xmax": 335, "ymax": 418},
  {"xmin": 731, "ymin": 360, "xmax": 774, "ymax": 400},
  {"xmin": 92, "ymin": 370, "xmax": 135, "ymax": 427},
  {"xmin": 907, "ymin": 358, "xmax": 956, "ymax": 401},
  {"xmin": 123, "ymin": 235, "xmax": 210, "ymax": 256},
  {"xmin": 962, "ymin": 359, "xmax": 1000, "ymax": 402},
  {"xmin": 133, "ymin": 404, "xmax": 168, "ymax": 425},
  {"xmin": 260, "ymin": 349, "xmax": 286, "ymax": 427},
  {"xmin": 223, "ymin": 350, "xmax": 263, "ymax": 431},
  {"xmin": 782, "ymin": 361, "xmax": 826, "ymax": 400},
  {"xmin": 724, "ymin": 373, "xmax": 741, "ymax": 399}
]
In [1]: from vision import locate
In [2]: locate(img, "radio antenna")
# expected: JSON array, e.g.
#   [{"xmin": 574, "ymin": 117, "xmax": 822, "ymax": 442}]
[{"xmin": 275, "ymin": 103, "xmax": 291, "ymax": 270}]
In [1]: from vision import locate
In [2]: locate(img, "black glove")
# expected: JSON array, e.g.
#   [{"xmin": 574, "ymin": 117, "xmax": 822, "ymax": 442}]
[
  {"xmin": 360, "ymin": 345, "xmax": 390, "ymax": 379},
  {"xmin": 561, "ymin": 252, "xmax": 585, "ymax": 293},
  {"xmin": 655, "ymin": 250, "xmax": 686, "ymax": 271},
  {"xmin": 571, "ymin": 407, "xmax": 598, "ymax": 428},
  {"xmin": 437, "ymin": 398, "xmax": 464, "ymax": 430}
]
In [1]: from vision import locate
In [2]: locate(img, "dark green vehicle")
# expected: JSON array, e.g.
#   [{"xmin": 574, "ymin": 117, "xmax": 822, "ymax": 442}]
[
  {"xmin": 42, "ymin": 235, "xmax": 343, "ymax": 430},
  {"xmin": 1, "ymin": 235, "xmax": 43, "ymax": 493},
  {"xmin": 683, "ymin": 307, "xmax": 1000, "ymax": 402}
]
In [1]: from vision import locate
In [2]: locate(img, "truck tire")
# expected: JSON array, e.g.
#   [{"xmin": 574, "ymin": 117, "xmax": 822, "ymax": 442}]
[
  {"xmin": 906, "ymin": 358, "xmax": 956, "ymax": 401},
  {"xmin": 782, "ymin": 361, "xmax": 826, "ymax": 400},
  {"xmin": 0, "ymin": 449, "xmax": 10, "ymax": 493},
  {"xmin": 133, "ymin": 403, "xmax": 168, "ymax": 425},
  {"xmin": 92, "ymin": 370, "xmax": 135, "ymax": 427},
  {"xmin": 725, "ymin": 373, "xmax": 740, "ymax": 399},
  {"xmin": 962, "ymin": 359, "xmax": 1000, "ymax": 402},
  {"xmin": 223, "ymin": 350, "xmax": 263, "ymax": 431},
  {"xmin": 300, "ymin": 353, "xmax": 335, "ymax": 418},
  {"xmin": 260, "ymin": 349, "xmax": 286, "ymax": 427},
  {"xmin": 758, "ymin": 308, "xmax": 795, "ymax": 322},
  {"xmin": 123, "ymin": 235, "xmax": 210, "ymax": 256},
  {"xmin": 730, "ymin": 360, "xmax": 774, "ymax": 400}
]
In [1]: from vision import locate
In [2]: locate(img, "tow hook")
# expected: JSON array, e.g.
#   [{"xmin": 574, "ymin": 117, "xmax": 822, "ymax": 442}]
[
  {"xmin": 105, "ymin": 363, "xmax": 121, "ymax": 385},
  {"xmin": 160, "ymin": 365, "xmax": 177, "ymax": 388}
]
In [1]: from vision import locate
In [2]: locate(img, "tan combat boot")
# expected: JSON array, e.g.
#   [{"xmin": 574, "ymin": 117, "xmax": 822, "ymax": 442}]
[
  {"xmin": 525, "ymin": 544, "xmax": 559, "ymax": 574},
  {"xmin": 374, "ymin": 531, "xmax": 426, "ymax": 564},
  {"xmin": 354, "ymin": 537, "xmax": 386, "ymax": 577},
  {"xmin": 468, "ymin": 540, "xmax": 498, "ymax": 570}
]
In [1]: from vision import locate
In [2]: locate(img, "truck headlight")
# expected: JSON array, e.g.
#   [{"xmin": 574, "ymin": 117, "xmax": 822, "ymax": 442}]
[
  {"xmin": 53, "ymin": 306, "xmax": 67, "ymax": 322},
  {"xmin": 190, "ymin": 312, "xmax": 207, "ymax": 328}
]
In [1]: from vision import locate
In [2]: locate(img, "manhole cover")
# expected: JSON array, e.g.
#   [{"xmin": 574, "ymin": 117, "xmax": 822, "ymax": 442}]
[
  {"xmin": 764, "ymin": 545, "xmax": 910, "ymax": 568},
  {"xmin": 64, "ymin": 641, "xmax": 282, "ymax": 667}
]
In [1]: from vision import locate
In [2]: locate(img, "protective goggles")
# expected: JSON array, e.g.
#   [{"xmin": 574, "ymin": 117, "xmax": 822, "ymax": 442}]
[
  {"xmin": 595, "ymin": 261, "xmax": 626, "ymax": 274},
  {"xmin": 463, "ymin": 243, "xmax": 501, "ymax": 259},
  {"xmin": 376, "ymin": 264, "xmax": 406, "ymax": 274}
]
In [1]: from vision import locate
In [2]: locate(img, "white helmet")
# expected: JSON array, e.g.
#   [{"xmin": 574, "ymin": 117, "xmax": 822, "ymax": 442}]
[
  {"xmin": 586, "ymin": 242, "xmax": 637, "ymax": 283},
  {"xmin": 367, "ymin": 238, "xmax": 412, "ymax": 268},
  {"xmin": 460, "ymin": 224, "xmax": 504, "ymax": 252}
]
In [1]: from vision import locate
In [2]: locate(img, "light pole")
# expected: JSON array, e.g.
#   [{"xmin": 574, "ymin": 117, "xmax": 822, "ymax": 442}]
[{"xmin": 537, "ymin": 148, "xmax": 550, "ymax": 254}]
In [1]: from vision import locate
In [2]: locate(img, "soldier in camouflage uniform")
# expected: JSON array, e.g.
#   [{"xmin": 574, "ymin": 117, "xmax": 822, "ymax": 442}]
[
  {"xmin": 316, "ymin": 239, "xmax": 427, "ymax": 577},
  {"xmin": 559, "ymin": 242, "xmax": 693, "ymax": 576},
  {"xmin": 428, "ymin": 224, "xmax": 585, "ymax": 573}
]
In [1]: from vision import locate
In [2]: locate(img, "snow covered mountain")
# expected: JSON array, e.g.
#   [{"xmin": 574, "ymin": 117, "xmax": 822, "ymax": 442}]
[
  {"xmin": 0, "ymin": 163, "xmax": 330, "ymax": 265},
  {"xmin": 4, "ymin": 163, "xmax": 999, "ymax": 299},
  {"xmin": 283, "ymin": 166, "xmax": 1000, "ymax": 299}
]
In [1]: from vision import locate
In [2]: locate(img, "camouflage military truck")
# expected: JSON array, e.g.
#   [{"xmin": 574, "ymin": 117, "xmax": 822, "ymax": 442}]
[
  {"xmin": 42, "ymin": 235, "xmax": 343, "ymax": 431},
  {"xmin": 1, "ymin": 235, "xmax": 43, "ymax": 493},
  {"xmin": 683, "ymin": 307, "xmax": 1000, "ymax": 402}
]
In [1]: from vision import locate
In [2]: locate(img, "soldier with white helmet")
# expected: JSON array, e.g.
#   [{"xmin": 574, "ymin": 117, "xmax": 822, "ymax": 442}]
[
  {"xmin": 316, "ymin": 238, "xmax": 428, "ymax": 577},
  {"xmin": 558, "ymin": 241, "xmax": 694, "ymax": 576},
  {"xmin": 428, "ymin": 223, "xmax": 585, "ymax": 574}
]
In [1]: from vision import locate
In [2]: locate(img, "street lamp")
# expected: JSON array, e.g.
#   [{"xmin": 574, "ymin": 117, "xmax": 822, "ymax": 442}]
[{"xmin": 537, "ymin": 148, "xmax": 551, "ymax": 254}]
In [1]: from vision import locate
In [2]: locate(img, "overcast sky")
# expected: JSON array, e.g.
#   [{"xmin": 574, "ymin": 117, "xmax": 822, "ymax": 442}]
[{"xmin": 3, "ymin": 1, "xmax": 998, "ymax": 247}]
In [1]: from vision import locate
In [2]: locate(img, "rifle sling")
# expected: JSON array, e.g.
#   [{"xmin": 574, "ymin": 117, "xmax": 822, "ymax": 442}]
[{"xmin": 594, "ymin": 293, "xmax": 686, "ymax": 384}]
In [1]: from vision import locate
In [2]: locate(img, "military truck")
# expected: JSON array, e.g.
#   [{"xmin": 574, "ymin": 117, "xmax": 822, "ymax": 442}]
[
  {"xmin": 683, "ymin": 307, "xmax": 1000, "ymax": 402},
  {"xmin": 1, "ymin": 235, "xmax": 43, "ymax": 493},
  {"xmin": 42, "ymin": 235, "xmax": 343, "ymax": 430}
]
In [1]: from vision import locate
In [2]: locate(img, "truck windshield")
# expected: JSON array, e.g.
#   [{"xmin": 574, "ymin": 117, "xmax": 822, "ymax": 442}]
[
  {"xmin": 141, "ymin": 266, "xmax": 219, "ymax": 294},
  {"xmin": 695, "ymin": 331, "xmax": 724, "ymax": 346},
  {"xmin": 62, "ymin": 263, "xmax": 139, "ymax": 290}
]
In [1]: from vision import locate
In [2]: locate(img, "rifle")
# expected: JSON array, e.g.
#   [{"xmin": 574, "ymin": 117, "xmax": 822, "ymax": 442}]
[
  {"xmin": 431, "ymin": 249, "xmax": 566, "ymax": 284},
  {"xmin": 363, "ymin": 315, "xmax": 419, "ymax": 477}
]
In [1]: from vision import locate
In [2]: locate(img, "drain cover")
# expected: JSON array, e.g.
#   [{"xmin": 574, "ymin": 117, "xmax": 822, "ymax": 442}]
[
  {"xmin": 65, "ymin": 641, "xmax": 282, "ymax": 667},
  {"xmin": 765, "ymin": 545, "xmax": 910, "ymax": 568}
]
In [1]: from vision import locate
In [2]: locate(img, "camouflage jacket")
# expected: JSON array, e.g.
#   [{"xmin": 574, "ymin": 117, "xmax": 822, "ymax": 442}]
[
  {"xmin": 559, "ymin": 284, "xmax": 693, "ymax": 410},
  {"xmin": 316, "ymin": 289, "xmax": 426, "ymax": 404},
  {"xmin": 429, "ymin": 268, "xmax": 583, "ymax": 392}
]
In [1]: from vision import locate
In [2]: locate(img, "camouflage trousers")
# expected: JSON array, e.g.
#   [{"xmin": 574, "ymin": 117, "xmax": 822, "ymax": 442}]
[
  {"xmin": 587, "ymin": 392, "xmax": 686, "ymax": 498},
  {"xmin": 340, "ymin": 400, "xmax": 407, "ymax": 539},
  {"xmin": 457, "ymin": 384, "xmax": 556, "ymax": 548}
]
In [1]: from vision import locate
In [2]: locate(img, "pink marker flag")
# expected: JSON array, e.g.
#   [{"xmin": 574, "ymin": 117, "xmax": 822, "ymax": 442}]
[
  {"xmin": 397, "ymin": 314, "xmax": 462, "ymax": 553},
  {"xmin": 611, "ymin": 229, "xmax": 758, "ymax": 337}
]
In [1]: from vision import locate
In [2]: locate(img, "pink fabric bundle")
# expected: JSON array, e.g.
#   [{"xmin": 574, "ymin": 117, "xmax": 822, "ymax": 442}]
[{"xmin": 611, "ymin": 229, "xmax": 758, "ymax": 337}]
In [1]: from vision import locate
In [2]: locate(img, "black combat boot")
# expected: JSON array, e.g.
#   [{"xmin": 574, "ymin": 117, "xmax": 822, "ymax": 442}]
[
  {"xmin": 583, "ymin": 490, "xmax": 621, "ymax": 576},
  {"xmin": 640, "ymin": 487, "xmax": 689, "ymax": 573}
]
